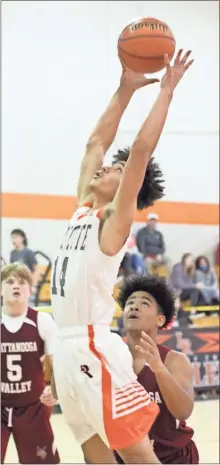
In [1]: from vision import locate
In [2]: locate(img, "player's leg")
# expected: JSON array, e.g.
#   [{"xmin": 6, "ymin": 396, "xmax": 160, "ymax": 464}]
[
  {"xmin": 1, "ymin": 423, "xmax": 11, "ymax": 463},
  {"xmin": 82, "ymin": 434, "xmax": 117, "ymax": 464},
  {"xmin": 76, "ymin": 328, "xmax": 160, "ymax": 463},
  {"xmin": 1, "ymin": 407, "xmax": 12, "ymax": 463},
  {"xmin": 12, "ymin": 402, "xmax": 60, "ymax": 464},
  {"xmin": 117, "ymin": 435, "xmax": 160, "ymax": 464},
  {"xmin": 57, "ymin": 389, "xmax": 116, "ymax": 464},
  {"xmin": 53, "ymin": 339, "xmax": 116, "ymax": 464}
]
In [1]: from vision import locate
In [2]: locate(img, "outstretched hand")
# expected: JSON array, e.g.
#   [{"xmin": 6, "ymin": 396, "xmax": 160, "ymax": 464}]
[
  {"xmin": 120, "ymin": 58, "xmax": 159, "ymax": 91},
  {"xmin": 160, "ymin": 49, "xmax": 194, "ymax": 95},
  {"xmin": 135, "ymin": 332, "xmax": 165, "ymax": 374}
]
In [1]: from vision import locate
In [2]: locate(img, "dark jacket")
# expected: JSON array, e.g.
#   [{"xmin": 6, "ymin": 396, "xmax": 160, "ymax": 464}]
[{"xmin": 136, "ymin": 226, "xmax": 165, "ymax": 257}]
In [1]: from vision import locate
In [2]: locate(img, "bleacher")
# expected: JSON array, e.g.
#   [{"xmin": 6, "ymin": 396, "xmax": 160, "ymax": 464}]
[{"xmin": 34, "ymin": 255, "xmax": 219, "ymax": 331}]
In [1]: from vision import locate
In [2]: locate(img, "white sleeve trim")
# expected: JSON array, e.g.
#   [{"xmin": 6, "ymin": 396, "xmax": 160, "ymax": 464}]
[{"xmin": 37, "ymin": 312, "xmax": 57, "ymax": 356}]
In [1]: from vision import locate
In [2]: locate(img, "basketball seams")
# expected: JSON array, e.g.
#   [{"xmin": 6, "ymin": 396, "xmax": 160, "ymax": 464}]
[
  {"xmin": 119, "ymin": 35, "xmax": 175, "ymax": 43},
  {"xmin": 118, "ymin": 44, "xmax": 174, "ymax": 61}
]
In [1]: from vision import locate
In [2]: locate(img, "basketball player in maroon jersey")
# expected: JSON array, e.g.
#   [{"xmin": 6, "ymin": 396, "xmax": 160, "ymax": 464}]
[
  {"xmin": 1, "ymin": 263, "xmax": 60, "ymax": 464},
  {"xmin": 115, "ymin": 275, "xmax": 199, "ymax": 464}
]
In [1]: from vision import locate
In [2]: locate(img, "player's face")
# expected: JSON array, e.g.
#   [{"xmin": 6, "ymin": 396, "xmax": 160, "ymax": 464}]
[
  {"xmin": 89, "ymin": 162, "xmax": 126, "ymax": 200},
  {"xmin": 123, "ymin": 290, "xmax": 165, "ymax": 333},
  {"xmin": 11, "ymin": 233, "xmax": 23, "ymax": 249},
  {"xmin": 1, "ymin": 274, "xmax": 31, "ymax": 314}
]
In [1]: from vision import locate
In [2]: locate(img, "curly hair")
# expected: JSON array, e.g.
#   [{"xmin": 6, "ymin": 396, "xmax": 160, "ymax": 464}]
[
  {"xmin": 118, "ymin": 274, "xmax": 175, "ymax": 329},
  {"xmin": 112, "ymin": 148, "xmax": 165, "ymax": 210}
]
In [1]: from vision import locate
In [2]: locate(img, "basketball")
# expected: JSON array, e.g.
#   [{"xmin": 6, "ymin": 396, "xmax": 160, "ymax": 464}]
[{"xmin": 118, "ymin": 17, "xmax": 176, "ymax": 74}]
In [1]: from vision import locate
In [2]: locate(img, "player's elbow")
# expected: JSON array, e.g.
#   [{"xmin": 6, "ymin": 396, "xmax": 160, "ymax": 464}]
[
  {"xmin": 86, "ymin": 136, "xmax": 108, "ymax": 154},
  {"xmin": 176, "ymin": 401, "xmax": 194, "ymax": 421},
  {"xmin": 131, "ymin": 137, "xmax": 152, "ymax": 158},
  {"xmin": 86, "ymin": 136, "xmax": 101, "ymax": 148}
]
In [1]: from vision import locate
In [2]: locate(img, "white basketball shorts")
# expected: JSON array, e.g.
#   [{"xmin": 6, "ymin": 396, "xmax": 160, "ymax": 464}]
[{"xmin": 53, "ymin": 325, "xmax": 159, "ymax": 450}]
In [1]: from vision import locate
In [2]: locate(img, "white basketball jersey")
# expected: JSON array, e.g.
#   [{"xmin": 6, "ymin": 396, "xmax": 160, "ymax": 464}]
[{"xmin": 51, "ymin": 204, "xmax": 127, "ymax": 328}]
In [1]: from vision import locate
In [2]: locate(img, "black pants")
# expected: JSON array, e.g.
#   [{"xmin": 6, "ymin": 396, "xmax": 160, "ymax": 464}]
[{"xmin": 180, "ymin": 289, "xmax": 206, "ymax": 306}]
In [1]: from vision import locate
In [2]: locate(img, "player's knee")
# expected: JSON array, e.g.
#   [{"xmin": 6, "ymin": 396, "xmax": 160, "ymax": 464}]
[
  {"xmin": 117, "ymin": 435, "xmax": 160, "ymax": 464},
  {"xmin": 81, "ymin": 434, "xmax": 116, "ymax": 464}
]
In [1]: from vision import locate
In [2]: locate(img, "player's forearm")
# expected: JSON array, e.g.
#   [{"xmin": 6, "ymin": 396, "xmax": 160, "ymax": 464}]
[
  {"xmin": 87, "ymin": 83, "xmax": 134, "ymax": 152},
  {"xmin": 111, "ymin": 88, "xmax": 172, "ymax": 222},
  {"xmin": 131, "ymin": 88, "xmax": 172, "ymax": 157},
  {"xmin": 50, "ymin": 372, "xmax": 58, "ymax": 400},
  {"xmin": 154, "ymin": 366, "xmax": 193, "ymax": 420}
]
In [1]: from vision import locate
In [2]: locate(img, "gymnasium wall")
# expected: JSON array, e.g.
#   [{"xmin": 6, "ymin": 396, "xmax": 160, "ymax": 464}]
[{"xmin": 2, "ymin": 1, "xmax": 219, "ymax": 264}]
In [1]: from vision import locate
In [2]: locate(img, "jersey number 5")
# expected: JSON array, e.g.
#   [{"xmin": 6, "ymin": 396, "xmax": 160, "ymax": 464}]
[
  {"xmin": 52, "ymin": 256, "xmax": 69, "ymax": 297},
  {"xmin": 7, "ymin": 354, "xmax": 22, "ymax": 382}
]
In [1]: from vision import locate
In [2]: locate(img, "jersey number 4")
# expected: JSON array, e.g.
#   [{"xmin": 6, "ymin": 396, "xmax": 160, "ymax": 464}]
[{"xmin": 52, "ymin": 256, "xmax": 69, "ymax": 297}]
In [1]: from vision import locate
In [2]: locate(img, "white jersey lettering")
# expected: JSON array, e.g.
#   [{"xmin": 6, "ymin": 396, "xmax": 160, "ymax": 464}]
[
  {"xmin": 1, "ymin": 380, "xmax": 32, "ymax": 394},
  {"xmin": 51, "ymin": 207, "xmax": 127, "ymax": 327}
]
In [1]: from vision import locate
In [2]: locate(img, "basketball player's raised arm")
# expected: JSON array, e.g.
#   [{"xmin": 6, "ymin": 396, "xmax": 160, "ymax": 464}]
[
  {"xmin": 77, "ymin": 64, "xmax": 159, "ymax": 205},
  {"xmin": 100, "ymin": 50, "xmax": 194, "ymax": 254}
]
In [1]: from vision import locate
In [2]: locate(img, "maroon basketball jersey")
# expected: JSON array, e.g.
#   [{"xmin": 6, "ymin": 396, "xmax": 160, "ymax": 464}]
[
  {"xmin": 1, "ymin": 307, "xmax": 46, "ymax": 407},
  {"xmin": 137, "ymin": 344, "xmax": 194, "ymax": 462}
]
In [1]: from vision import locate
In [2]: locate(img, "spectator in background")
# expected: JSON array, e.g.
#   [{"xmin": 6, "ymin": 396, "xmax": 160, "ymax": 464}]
[
  {"xmin": 136, "ymin": 213, "xmax": 165, "ymax": 272},
  {"xmin": 174, "ymin": 296, "xmax": 193, "ymax": 328},
  {"xmin": 195, "ymin": 255, "xmax": 219, "ymax": 305},
  {"xmin": 10, "ymin": 229, "xmax": 40, "ymax": 291},
  {"xmin": 126, "ymin": 235, "xmax": 146, "ymax": 275},
  {"xmin": 117, "ymin": 253, "xmax": 133, "ymax": 279},
  {"xmin": 170, "ymin": 253, "xmax": 206, "ymax": 306}
]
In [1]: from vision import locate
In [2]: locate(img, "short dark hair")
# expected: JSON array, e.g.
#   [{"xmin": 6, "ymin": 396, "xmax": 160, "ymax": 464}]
[
  {"xmin": 112, "ymin": 148, "xmax": 165, "ymax": 210},
  {"xmin": 11, "ymin": 229, "xmax": 28, "ymax": 247},
  {"xmin": 118, "ymin": 274, "xmax": 175, "ymax": 329}
]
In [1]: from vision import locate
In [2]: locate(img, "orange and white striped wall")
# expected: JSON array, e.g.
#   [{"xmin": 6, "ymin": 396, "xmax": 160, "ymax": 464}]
[{"xmin": 2, "ymin": 1, "xmax": 219, "ymax": 263}]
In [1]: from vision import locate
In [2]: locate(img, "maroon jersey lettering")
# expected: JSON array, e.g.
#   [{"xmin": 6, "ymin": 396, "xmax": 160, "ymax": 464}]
[
  {"xmin": 1, "ymin": 308, "xmax": 45, "ymax": 407},
  {"xmin": 137, "ymin": 345, "xmax": 194, "ymax": 462}
]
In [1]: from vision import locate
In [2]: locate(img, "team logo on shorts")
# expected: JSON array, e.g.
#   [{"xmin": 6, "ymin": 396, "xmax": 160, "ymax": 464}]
[
  {"xmin": 36, "ymin": 446, "xmax": 47, "ymax": 460},
  {"xmin": 80, "ymin": 364, "xmax": 93, "ymax": 378}
]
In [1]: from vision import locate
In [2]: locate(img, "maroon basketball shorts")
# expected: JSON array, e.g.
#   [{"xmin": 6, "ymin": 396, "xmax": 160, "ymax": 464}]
[{"xmin": 1, "ymin": 401, "xmax": 60, "ymax": 464}]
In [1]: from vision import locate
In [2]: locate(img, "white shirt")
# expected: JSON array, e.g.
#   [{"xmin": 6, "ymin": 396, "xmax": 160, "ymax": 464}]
[{"xmin": 1, "ymin": 311, "xmax": 57, "ymax": 355}]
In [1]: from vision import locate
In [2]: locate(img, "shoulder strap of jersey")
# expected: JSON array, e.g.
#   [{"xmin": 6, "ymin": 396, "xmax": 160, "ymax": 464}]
[
  {"xmin": 27, "ymin": 307, "xmax": 38, "ymax": 325},
  {"xmin": 157, "ymin": 344, "xmax": 172, "ymax": 363}
]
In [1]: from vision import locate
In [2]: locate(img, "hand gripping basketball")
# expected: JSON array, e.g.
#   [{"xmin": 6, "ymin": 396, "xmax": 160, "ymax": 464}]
[
  {"xmin": 120, "ymin": 57, "xmax": 160, "ymax": 91},
  {"xmin": 160, "ymin": 49, "xmax": 194, "ymax": 94}
]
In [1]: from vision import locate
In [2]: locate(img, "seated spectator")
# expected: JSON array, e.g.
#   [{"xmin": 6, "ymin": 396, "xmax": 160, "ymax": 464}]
[
  {"xmin": 118, "ymin": 253, "xmax": 133, "ymax": 278},
  {"xmin": 174, "ymin": 297, "xmax": 193, "ymax": 327},
  {"xmin": 126, "ymin": 235, "xmax": 146, "ymax": 274},
  {"xmin": 195, "ymin": 255, "xmax": 219, "ymax": 305},
  {"xmin": 10, "ymin": 229, "xmax": 40, "ymax": 291},
  {"xmin": 170, "ymin": 253, "xmax": 206, "ymax": 306},
  {"xmin": 136, "ymin": 212, "xmax": 165, "ymax": 271}
]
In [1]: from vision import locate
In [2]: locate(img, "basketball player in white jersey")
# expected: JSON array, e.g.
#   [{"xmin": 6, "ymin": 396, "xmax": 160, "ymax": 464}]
[{"xmin": 52, "ymin": 49, "xmax": 194, "ymax": 464}]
